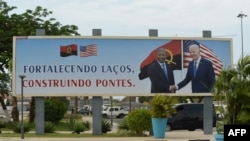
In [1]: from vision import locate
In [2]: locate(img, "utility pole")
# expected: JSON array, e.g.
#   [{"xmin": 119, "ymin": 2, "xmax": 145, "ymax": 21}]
[{"xmin": 237, "ymin": 11, "xmax": 247, "ymax": 58}]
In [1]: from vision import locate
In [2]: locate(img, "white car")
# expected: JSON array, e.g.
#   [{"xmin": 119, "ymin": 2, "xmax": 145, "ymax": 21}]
[{"xmin": 102, "ymin": 106, "xmax": 128, "ymax": 118}]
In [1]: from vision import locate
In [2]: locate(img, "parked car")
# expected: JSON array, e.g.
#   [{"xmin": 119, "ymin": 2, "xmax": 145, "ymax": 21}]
[
  {"xmin": 102, "ymin": 106, "xmax": 128, "ymax": 118},
  {"xmin": 77, "ymin": 107, "xmax": 91, "ymax": 116},
  {"xmin": 167, "ymin": 103, "xmax": 217, "ymax": 131}
]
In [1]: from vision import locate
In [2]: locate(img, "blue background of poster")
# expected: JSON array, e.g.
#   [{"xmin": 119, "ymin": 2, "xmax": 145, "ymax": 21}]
[{"xmin": 13, "ymin": 36, "xmax": 232, "ymax": 96}]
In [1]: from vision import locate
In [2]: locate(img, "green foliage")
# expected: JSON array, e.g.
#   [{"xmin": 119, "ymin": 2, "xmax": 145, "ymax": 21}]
[
  {"xmin": 82, "ymin": 120, "xmax": 90, "ymax": 130},
  {"xmin": 66, "ymin": 115, "xmax": 76, "ymax": 130},
  {"xmin": 126, "ymin": 109, "xmax": 151, "ymax": 136},
  {"xmin": 45, "ymin": 98, "xmax": 68, "ymax": 123},
  {"xmin": 138, "ymin": 96, "xmax": 150, "ymax": 104},
  {"xmin": 12, "ymin": 122, "xmax": 30, "ymax": 133},
  {"xmin": 64, "ymin": 113, "xmax": 82, "ymax": 119},
  {"xmin": 0, "ymin": 73, "xmax": 10, "ymax": 93},
  {"xmin": 118, "ymin": 117, "xmax": 129, "ymax": 130},
  {"xmin": 0, "ymin": 0, "xmax": 80, "ymax": 73},
  {"xmin": 0, "ymin": 120, "xmax": 7, "ymax": 133},
  {"xmin": 0, "ymin": 120, "xmax": 6, "ymax": 129},
  {"xmin": 45, "ymin": 122, "xmax": 55, "ymax": 133},
  {"xmin": 213, "ymin": 54, "xmax": 250, "ymax": 133},
  {"xmin": 216, "ymin": 121, "xmax": 224, "ymax": 134},
  {"xmin": 72, "ymin": 123, "xmax": 86, "ymax": 134},
  {"xmin": 150, "ymin": 94, "xmax": 177, "ymax": 118},
  {"xmin": 117, "ymin": 129, "xmax": 137, "ymax": 136},
  {"xmin": 102, "ymin": 119, "xmax": 111, "ymax": 133}
]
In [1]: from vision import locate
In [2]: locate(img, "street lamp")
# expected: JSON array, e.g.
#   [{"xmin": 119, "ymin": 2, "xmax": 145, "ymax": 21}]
[
  {"xmin": 19, "ymin": 75, "xmax": 26, "ymax": 139},
  {"xmin": 237, "ymin": 11, "xmax": 247, "ymax": 58}
]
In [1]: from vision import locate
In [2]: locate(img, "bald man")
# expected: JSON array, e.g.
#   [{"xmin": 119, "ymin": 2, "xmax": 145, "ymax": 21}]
[
  {"xmin": 171, "ymin": 44, "xmax": 215, "ymax": 93},
  {"xmin": 148, "ymin": 48, "xmax": 175, "ymax": 93}
]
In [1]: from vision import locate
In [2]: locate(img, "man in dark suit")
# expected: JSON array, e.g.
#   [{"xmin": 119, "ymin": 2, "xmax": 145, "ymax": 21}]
[
  {"xmin": 148, "ymin": 48, "xmax": 175, "ymax": 93},
  {"xmin": 171, "ymin": 44, "xmax": 215, "ymax": 93}
]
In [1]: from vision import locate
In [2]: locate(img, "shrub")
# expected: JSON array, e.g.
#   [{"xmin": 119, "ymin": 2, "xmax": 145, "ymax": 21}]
[
  {"xmin": 45, "ymin": 98, "xmax": 68, "ymax": 123},
  {"xmin": 12, "ymin": 122, "xmax": 30, "ymax": 133},
  {"xmin": 66, "ymin": 115, "xmax": 76, "ymax": 130},
  {"xmin": 126, "ymin": 109, "xmax": 151, "ymax": 136},
  {"xmin": 82, "ymin": 120, "xmax": 90, "ymax": 130},
  {"xmin": 0, "ymin": 120, "xmax": 7, "ymax": 133},
  {"xmin": 0, "ymin": 120, "xmax": 6, "ymax": 128},
  {"xmin": 102, "ymin": 119, "xmax": 111, "ymax": 133},
  {"xmin": 72, "ymin": 123, "xmax": 86, "ymax": 134},
  {"xmin": 150, "ymin": 94, "xmax": 177, "ymax": 118},
  {"xmin": 45, "ymin": 122, "xmax": 55, "ymax": 133},
  {"xmin": 118, "ymin": 117, "xmax": 129, "ymax": 130}
]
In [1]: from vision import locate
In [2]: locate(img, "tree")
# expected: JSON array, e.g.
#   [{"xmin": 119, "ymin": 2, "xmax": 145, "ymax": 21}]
[
  {"xmin": 0, "ymin": 1, "xmax": 80, "ymax": 72},
  {"xmin": 0, "ymin": 72, "xmax": 11, "ymax": 121},
  {"xmin": 0, "ymin": 0, "xmax": 80, "ymax": 122},
  {"xmin": 213, "ymin": 54, "xmax": 250, "ymax": 125},
  {"xmin": 44, "ymin": 98, "xmax": 68, "ymax": 123},
  {"xmin": 137, "ymin": 96, "xmax": 150, "ymax": 104}
]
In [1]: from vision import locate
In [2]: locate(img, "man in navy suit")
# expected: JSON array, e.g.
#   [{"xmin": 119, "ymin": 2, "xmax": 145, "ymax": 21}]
[
  {"xmin": 171, "ymin": 44, "xmax": 215, "ymax": 93},
  {"xmin": 148, "ymin": 48, "xmax": 175, "ymax": 93}
]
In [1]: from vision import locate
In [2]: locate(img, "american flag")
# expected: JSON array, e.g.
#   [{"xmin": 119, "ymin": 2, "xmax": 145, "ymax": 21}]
[
  {"xmin": 183, "ymin": 40, "xmax": 223, "ymax": 76},
  {"xmin": 80, "ymin": 44, "xmax": 97, "ymax": 57}
]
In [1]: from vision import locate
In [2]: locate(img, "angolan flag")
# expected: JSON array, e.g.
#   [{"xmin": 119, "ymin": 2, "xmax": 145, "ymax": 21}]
[
  {"xmin": 138, "ymin": 40, "xmax": 182, "ymax": 80},
  {"xmin": 183, "ymin": 40, "xmax": 223, "ymax": 76},
  {"xmin": 60, "ymin": 44, "xmax": 78, "ymax": 57}
]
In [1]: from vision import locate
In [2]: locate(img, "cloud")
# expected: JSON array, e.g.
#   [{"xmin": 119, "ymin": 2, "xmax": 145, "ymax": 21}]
[{"xmin": 7, "ymin": 0, "xmax": 250, "ymax": 63}]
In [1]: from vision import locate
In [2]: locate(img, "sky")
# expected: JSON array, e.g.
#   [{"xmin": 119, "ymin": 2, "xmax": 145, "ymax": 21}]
[
  {"xmin": 6, "ymin": 0, "xmax": 250, "ymax": 101},
  {"xmin": 6, "ymin": 0, "xmax": 250, "ymax": 65}
]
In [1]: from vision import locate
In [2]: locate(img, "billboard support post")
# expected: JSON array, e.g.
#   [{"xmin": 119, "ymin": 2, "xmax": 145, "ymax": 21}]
[
  {"xmin": 149, "ymin": 29, "xmax": 158, "ymax": 37},
  {"xmin": 202, "ymin": 30, "xmax": 212, "ymax": 38},
  {"xmin": 148, "ymin": 29, "xmax": 158, "ymax": 136},
  {"xmin": 35, "ymin": 29, "xmax": 45, "ymax": 135},
  {"xmin": 92, "ymin": 29, "xmax": 103, "ymax": 135}
]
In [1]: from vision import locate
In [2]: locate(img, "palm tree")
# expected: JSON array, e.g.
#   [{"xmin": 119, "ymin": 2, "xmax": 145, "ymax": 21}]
[{"xmin": 213, "ymin": 54, "xmax": 250, "ymax": 126}]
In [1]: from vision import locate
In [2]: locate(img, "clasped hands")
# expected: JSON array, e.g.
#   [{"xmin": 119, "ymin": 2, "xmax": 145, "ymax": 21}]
[{"xmin": 170, "ymin": 85, "xmax": 177, "ymax": 93}]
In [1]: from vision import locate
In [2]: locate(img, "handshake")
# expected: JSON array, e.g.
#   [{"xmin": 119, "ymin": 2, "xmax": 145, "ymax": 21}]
[{"xmin": 170, "ymin": 85, "xmax": 177, "ymax": 93}]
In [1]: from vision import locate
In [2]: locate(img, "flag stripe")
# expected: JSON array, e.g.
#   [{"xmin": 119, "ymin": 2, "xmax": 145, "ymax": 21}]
[
  {"xmin": 183, "ymin": 40, "xmax": 223, "ymax": 76},
  {"xmin": 60, "ymin": 44, "xmax": 78, "ymax": 57},
  {"xmin": 80, "ymin": 44, "xmax": 97, "ymax": 57}
]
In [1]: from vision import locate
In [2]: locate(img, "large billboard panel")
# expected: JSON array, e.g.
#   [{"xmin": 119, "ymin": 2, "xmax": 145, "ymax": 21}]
[{"xmin": 13, "ymin": 36, "xmax": 232, "ymax": 96}]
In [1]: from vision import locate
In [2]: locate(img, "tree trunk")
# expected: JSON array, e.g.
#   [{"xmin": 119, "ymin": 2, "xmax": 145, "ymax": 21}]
[
  {"xmin": 74, "ymin": 96, "xmax": 78, "ymax": 114},
  {"xmin": 29, "ymin": 97, "xmax": 35, "ymax": 123},
  {"xmin": 0, "ymin": 96, "xmax": 11, "ymax": 121},
  {"xmin": 11, "ymin": 96, "xmax": 19, "ymax": 122}
]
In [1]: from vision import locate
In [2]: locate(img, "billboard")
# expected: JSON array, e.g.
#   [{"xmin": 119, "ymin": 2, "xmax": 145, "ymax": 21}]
[{"xmin": 13, "ymin": 36, "xmax": 232, "ymax": 96}]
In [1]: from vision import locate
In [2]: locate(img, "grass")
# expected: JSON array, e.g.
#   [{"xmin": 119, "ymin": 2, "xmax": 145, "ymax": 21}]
[
  {"xmin": 0, "ymin": 114, "xmax": 145, "ymax": 138},
  {"xmin": 0, "ymin": 114, "xmax": 125, "ymax": 138}
]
